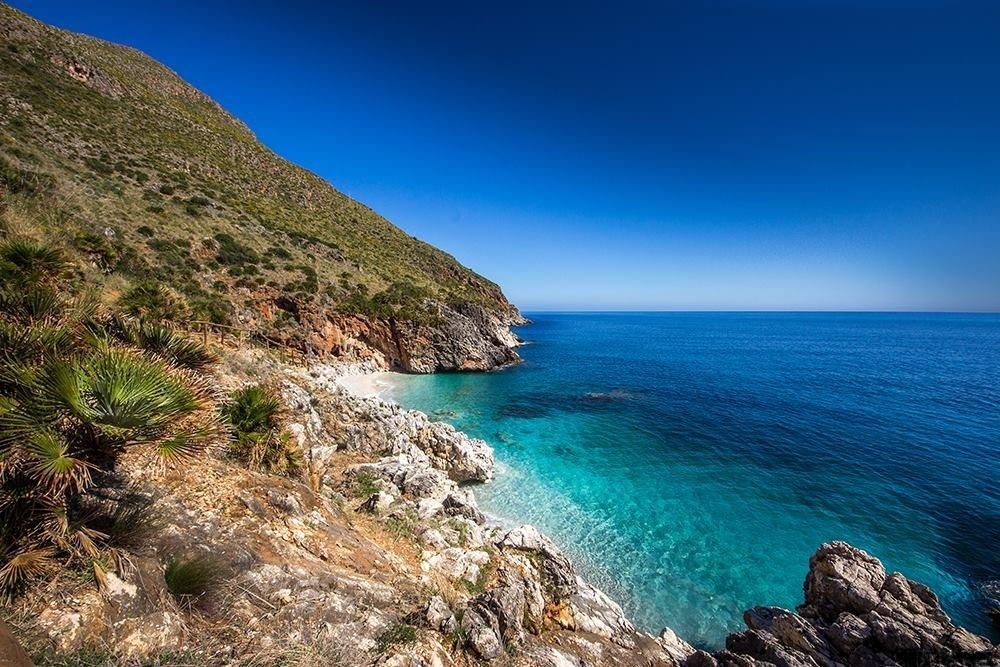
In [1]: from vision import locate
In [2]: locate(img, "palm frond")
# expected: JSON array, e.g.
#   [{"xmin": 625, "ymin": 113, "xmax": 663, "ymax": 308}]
[
  {"xmin": 35, "ymin": 359, "xmax": 85, "ymax": 421},
  {"xmin": 0, "ymin": 238, "xmax": 66, "ymax": 286},
  {"xmin": 155, "ymin": 430, "xmax": 212, "ymax": 463},
  {"xmin": 76, "ymin": 349, "xmax": 203, "ymax": 439},
  {"xmin": 26, "ymin": 430, "xmax": 93, "ymax": 495},
  {"xmin": 0, "ymin": 320, "xmax": 76, "ymax": 366},
  {"xmin": 0, "ymin": 285, "xmax": 67, "ymax": 323},
  {"xmin": 135, "ymin": 323, "xmax": 217, "ymax": 370},
  {"xmin": 0, "ymin": 547, "xmax": 55, "ymax": 599}
]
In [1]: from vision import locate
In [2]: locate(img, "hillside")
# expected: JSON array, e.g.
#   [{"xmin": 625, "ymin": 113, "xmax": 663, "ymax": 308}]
[{"xmin": 0, "ymin": 3, "xmax": 522, "ymax": 372}]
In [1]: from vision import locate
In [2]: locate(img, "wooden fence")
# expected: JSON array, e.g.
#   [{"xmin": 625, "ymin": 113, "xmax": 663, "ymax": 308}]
[{"xmin": 183, "ymin": 320, "xmax": 305, "ymax": 363}]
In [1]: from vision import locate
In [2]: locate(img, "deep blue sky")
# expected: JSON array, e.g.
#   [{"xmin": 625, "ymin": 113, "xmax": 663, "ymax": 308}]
[{"xmin": 14, "ymin": 1, "xmax": 1000, "ymax": 310}]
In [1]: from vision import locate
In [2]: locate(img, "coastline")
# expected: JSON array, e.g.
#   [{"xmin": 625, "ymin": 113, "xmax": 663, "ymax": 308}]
[
  {"xmin": 327, "ymin": 359, "xmax": 1000, "ymax": 665},
  {"xmin": 334, "ymin": 368, "xmax": 398, "ymax": 399},
  {"xmin": 11, "ymin": 347, "xmax": 997, "ymax": 665},
  {"xmin": 324, "ymin": 361, "xmax": 694, "ymax": 662}
]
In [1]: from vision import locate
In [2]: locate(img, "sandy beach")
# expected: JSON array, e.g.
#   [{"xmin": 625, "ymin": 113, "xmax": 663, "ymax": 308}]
[{"xmin": 334, "ymin": 369, "xmax": 397, "ymax": 399}]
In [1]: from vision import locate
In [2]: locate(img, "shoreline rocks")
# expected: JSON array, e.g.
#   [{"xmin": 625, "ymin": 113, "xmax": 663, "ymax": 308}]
[
  {"xmin": 686, "ymin": 541, "xmax": 999, "ymax": 667},
  {"xmin": 283, "ymin": 360, "xmax": 998, "ymax": 666}
]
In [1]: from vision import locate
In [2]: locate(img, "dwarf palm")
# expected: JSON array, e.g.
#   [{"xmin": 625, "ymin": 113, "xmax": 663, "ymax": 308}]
[
  {"xmin": 0, "ymin": 237, "xmax": 222, "ymax": 598},
  {"xmin": 94, "ymin": 316, "xmax": 217, "ymax": 371},
  {"xmin": 222, "ymin": 384, "xmax": 301, "ymax": 475}
]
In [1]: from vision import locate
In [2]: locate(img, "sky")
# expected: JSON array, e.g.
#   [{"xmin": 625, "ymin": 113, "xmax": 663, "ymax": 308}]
[{"xmin": 13, "ymin": 0, "xmax": 1000, "ymax": 311}]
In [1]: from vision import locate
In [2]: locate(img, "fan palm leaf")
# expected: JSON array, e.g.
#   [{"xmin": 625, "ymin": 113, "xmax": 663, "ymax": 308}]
[
  {"xmin": 0, "ymin": 547, "xmax": 54, "ymax": 600},
  {"xmin": 75, "ymin": 350, "xmax": 204, "ymax": 439},
  {"xmin": 137, "ymin": 323, "xmax": 217, "ymax": 370},
  {"xmin": 0, "ymin": 239, "xmax": 66, "ymax": 286},
  {"xmin": 25, "ymin": 430, "xmax": 93, "ymax": 495}
]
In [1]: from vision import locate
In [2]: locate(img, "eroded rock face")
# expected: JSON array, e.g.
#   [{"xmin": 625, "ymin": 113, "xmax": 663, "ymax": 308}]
[
  {"xmin": 688, "ymin": 541, "xmax": 999, "ymax": 667},
  {"xmin": 294, "ymin": 301, "xmax": 525, "ymax": 373},
  {"xmin": 395, "ymin": 301, "xmax": 524, "ymax": 373}
]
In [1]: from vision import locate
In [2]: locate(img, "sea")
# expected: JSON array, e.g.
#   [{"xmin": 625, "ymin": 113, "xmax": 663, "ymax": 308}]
[{"xmin": 387, "ymin": 312, "xmax": 1000, "ymax": 648}]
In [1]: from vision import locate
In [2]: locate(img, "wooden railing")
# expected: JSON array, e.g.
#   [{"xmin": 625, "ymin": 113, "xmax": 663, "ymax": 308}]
[{"xmin": 183, "ymin": 320, "xmax": 305, "ymax": 362}]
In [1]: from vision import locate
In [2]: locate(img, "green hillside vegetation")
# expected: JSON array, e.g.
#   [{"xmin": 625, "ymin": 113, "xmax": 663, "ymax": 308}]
[{"xmin": 0, "ymin": 3, "xmax": 512, "ymax": 337}]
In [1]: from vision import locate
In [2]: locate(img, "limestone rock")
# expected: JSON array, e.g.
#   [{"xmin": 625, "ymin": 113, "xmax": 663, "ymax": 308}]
[
  {"xmin": 688, "ymin": 541, "xmax": 999, "ymax": 667},
  {"xmin": 500, "ymin": 525, "xmax": 578, "ymax": 601},
  {"xmin": 425, "ymin": 596, "xmax": 457, "ymax": 634}
]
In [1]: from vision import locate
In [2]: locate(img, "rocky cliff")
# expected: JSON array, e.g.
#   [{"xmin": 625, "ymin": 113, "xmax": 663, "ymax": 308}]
[{"xmin": 295, "ymin": 301, "xmax": 525, "ymax": 373}]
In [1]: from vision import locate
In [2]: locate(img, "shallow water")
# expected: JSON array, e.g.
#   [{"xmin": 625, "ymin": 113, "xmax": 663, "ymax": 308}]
[{"xmin": 389, "ymin": 312, "xmax": 1000, "ymax": 648}]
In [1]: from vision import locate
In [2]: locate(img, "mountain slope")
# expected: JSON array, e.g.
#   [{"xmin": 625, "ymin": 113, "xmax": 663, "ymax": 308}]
[{"xmin": 0, "ymin": 3, "xmax": 522, "ymax": 371}]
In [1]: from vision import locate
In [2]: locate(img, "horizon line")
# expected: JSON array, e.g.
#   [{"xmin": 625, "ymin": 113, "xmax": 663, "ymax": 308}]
[{"xmin": 517, "ymin": 309, "xmax": 1000, "ymax": 315}]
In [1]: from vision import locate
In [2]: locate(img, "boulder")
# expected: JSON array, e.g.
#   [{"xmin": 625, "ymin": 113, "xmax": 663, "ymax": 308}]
[
  {"xmin": 425, "ymin": 596, "xmax": 457, "ymax": 634},
  {"xmin": 687, "ymin": 541, "xmax": 999, "ymax": 667},
  {"xmin": 499, "ymin": 525, "xmax": 577, "ymax": 601}
]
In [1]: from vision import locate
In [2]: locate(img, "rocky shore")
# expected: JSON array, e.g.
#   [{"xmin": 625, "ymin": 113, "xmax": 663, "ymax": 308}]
[{"xmin": 6, "ymin": 350, "xmax": 997, "ymax": 666}]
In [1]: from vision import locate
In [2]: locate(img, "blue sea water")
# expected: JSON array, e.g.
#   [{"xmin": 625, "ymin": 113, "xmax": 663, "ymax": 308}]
[{"xmin": 389, "ymin": 312, "xmax": 1000, "ymax": 648}]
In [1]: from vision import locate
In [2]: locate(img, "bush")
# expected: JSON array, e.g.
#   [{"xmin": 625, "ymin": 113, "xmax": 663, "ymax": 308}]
[
  {"xmin": 264, "ymin": 245, "xmax": 292, "ymax": 260},
  {"xmin": 72, "ymin": 233, "xmax": 118, "ymax": 272},
  {"xmin": 221, "ymin": 385, "xmax": 301, "ymax": 476},
  {"xmin": 352, "ymin": 471, "xmax": 381, "ymax": 498},
  {"xmin": 163, "ymin": 555, "xmax": 221, "ymax": 607},
  {"xmin": 189, "ymin": 295, "xmax": 231, "ymax": 325},
  {"xmin": 118, "ymin": 282, "xmax": 188, "ymax": 322},
  {"xmin": 213, "ymin": 232, "xmax": 259, "ymax": 267},
  {"xmin": 376, "ymin": 623, "xmax": 417, "ymax": 652}
]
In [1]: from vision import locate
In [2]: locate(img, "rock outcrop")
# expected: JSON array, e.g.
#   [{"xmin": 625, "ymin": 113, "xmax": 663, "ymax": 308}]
[
  {"xmin": 298, "ymin": 301, "xmax": 525, "ymax": 373},
  {"xmin": 686, "ymin": 541, "xmax": 999, "ymax": 667}
]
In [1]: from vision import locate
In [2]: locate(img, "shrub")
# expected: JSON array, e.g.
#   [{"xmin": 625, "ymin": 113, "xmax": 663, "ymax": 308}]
[
  {"xmin": 189, "ymin": 295, "xmax": 231, "ymax": 325},
  {"xmin": 376, "ymin": 623, "xmax": 417, "ymax": 652},
  {"xmin": 72, "ymin": 233, "xmax": 118, "ymax": 272},
  {"xmin": 136, "ymin": 225, "xmax": 155, "ymax": 237},
  {"xmin": 163, "ymin": 555, "xmax": 221, "ymax": 607},
  {"xmin": 118, "ymin": 282, "xmax": 188, "ymax": 322},
  {"xmin": 352, "ymin": 471, "xmax": 381, "ymax": 498},
  {"xmin": 213, "ymin": 233, "xmax": 259, "ymax": 267},
  {"xmin": 264, "ymin": 245, "xmax": 291, "ymax": 260},
  {"xmin": 221, "ymin": 385, "xmax": 300, "ymax": 476}
]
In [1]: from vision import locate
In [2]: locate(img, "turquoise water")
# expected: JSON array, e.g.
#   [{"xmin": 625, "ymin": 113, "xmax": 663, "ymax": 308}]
[{"xmin": 389, "ymin": 312, "xmax": 1000, "ymax": 648}]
